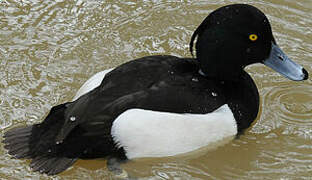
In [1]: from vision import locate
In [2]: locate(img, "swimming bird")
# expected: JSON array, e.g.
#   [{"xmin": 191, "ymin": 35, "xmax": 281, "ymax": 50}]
[{"xmin": 3, "ymin": 4, "xmax": 308, "ymax": 176}]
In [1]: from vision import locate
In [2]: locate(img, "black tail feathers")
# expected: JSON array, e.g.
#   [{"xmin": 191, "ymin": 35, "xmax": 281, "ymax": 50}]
[
  {"xmin": 3, "ymin": 126, "xmax": 33, "ymax": 158},
  {"xmin": 2, "ymin": 103, "xmax": 78, "ymax": 175}
]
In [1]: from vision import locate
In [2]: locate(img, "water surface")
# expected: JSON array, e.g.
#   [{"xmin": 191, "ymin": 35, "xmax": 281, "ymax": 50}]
[{"xmin": 0, "ymin": 0, "xmax": 311, "ymax": 179}]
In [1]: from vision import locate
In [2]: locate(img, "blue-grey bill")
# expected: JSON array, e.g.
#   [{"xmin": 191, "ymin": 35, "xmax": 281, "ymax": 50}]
[{"xmin": 263, "ymin": 43, "xmax": 308, "ymax": 81}]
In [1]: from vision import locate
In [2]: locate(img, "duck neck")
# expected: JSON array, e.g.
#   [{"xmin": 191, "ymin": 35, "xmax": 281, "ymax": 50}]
[
  {"xmin": 218, "ymin": 71, "xmax": 259, "ymax": 133},
  {"xmin": 198, "ymin": 68, "xmax": 245, "ymax": 82}
]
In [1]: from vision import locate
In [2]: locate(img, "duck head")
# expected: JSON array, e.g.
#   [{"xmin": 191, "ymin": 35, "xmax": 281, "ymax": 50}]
[{"xmin": 190, "ymin": 4, "xmax": 308, "ymax": 81}]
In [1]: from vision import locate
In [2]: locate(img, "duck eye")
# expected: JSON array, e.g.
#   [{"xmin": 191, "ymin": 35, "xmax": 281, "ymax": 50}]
[{"xmin": 249, "ymin": 34, "xmax": 258, "ymax": 41}]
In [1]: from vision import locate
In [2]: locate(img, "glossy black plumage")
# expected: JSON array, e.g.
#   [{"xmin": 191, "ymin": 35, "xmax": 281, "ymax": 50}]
[
  {"xmin": 2, "ymin": 4, "xmax": 307, "ymax": 175},
  {"xmin": 3, "ymin": 104, "xmax": 77, "ymax": 175}
]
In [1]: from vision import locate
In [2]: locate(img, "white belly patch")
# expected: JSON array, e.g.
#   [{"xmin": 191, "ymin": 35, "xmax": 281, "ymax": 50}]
[{"xmin": 111, "ymin": 104, "xmax": 237, "ymax": 159}]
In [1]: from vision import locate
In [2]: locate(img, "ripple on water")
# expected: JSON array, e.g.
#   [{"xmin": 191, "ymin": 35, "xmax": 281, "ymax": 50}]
[
  {"xmin": 150, "ymin": 162, "xmax": 212, "ymax": 180},
  {"xmin": 257, "ymin": 84, "xmax": 312, "ymax": 138},
  {"xmin": 263, "ymin": 85, "xmax": 312, "ymax": 125}
]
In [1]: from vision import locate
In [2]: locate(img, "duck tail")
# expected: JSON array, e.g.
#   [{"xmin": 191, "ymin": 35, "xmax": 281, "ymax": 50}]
[{"xmin": 2, "ymin": 103, "xmax": 78, "ymax": 175}]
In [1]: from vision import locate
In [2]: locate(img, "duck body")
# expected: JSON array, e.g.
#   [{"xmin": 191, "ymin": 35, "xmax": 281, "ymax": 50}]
[
  {"xmin": 3, "ymin": 4, "xmax": 308, "ymax": 175},
  {"xmin": 70, "ymin": 55, "xmax": 259, "ymax": 159}
]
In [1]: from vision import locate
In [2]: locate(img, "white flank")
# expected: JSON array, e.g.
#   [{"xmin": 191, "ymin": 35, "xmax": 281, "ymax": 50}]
[
  {"xmin": 111, "ymin": 104, "xmax": 237, "ymax": 159},
  {"xmin": 73, "ymin": 68, "xmax": 113, "ymax": 101}
]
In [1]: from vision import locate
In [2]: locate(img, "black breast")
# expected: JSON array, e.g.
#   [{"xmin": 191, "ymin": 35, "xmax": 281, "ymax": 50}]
[{"xmin": 220, "ymin": 72, "xmax": 260, "ymax": 132}]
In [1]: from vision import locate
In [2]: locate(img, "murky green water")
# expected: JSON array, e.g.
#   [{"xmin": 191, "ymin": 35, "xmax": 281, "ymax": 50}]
[{"xmin": 0, "ymin": 0, "xmax": 311, "ymax": 179}]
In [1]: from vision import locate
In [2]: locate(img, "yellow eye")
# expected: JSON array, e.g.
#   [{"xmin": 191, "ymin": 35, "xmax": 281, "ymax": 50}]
[{"xmin": 249, "ymin": 34, "xmax": 258, "ymax": 41}]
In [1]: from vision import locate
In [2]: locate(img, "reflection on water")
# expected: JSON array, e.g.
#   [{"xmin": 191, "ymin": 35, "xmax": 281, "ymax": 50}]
[{"xmin": 0, "ymin": 0, "xmax": 311, "ymax": 179}]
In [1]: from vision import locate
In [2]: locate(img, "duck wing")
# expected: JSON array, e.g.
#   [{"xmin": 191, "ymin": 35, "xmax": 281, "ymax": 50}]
[{"xmin": 56, "ymin": 55, "xmax": 226, "ymax": 141}]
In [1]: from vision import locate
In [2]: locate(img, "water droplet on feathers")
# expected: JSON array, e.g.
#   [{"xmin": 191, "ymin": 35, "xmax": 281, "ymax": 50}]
[
  {"xmin": 192, "ymin": 77, "xmax": 199, "ymax": 82},
  {"xmin": 70, "ymin": 116, "xmax": 76, "ymax": 122}
]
